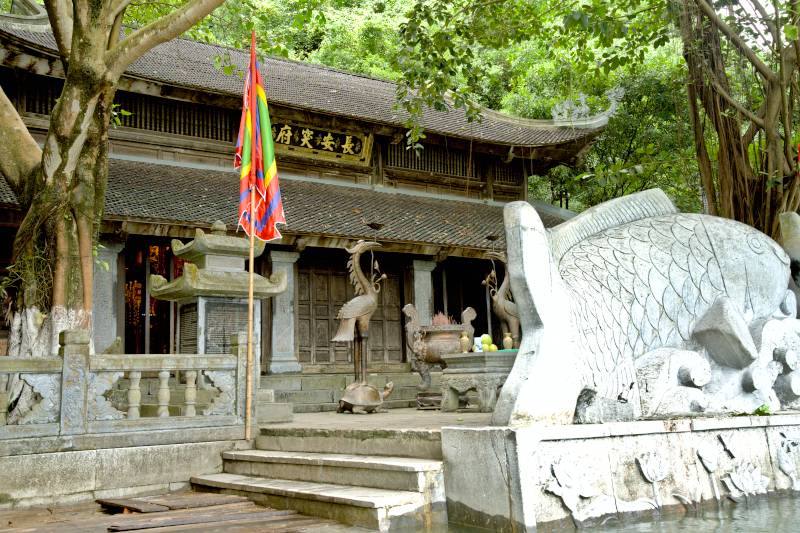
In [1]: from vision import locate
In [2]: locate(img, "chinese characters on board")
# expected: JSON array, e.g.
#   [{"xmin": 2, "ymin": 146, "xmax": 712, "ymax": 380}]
[{"xmin": 271, "ymin": 122, "xmax": 363, "ymax": 156}]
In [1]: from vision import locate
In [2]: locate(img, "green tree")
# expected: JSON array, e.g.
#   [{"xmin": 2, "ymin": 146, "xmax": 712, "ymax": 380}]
[
  {"xmin": 0, "ymin": 0, "xmax": 225, "ymax": 367},
  {"xmin": 397, "ymin": 0, "xmax": 800, "ymax": 238},
  {"xmin": 525, "ymin": 52, "xmax": 701, "ymax": 214}
]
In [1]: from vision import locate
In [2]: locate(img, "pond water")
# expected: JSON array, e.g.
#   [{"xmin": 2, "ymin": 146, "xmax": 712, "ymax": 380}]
[{"xmin": 597, "ymin": 496, "xmax": 799, "ymax": 532}]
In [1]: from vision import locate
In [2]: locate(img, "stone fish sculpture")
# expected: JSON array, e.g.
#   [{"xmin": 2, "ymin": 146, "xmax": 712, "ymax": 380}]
[{"xmin": 492, "ymin": 189, "xmax": 800, "ymax": 426}]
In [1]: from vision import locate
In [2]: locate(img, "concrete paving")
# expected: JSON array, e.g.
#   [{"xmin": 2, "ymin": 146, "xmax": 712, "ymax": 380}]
[{"xmin": 260, "ymin": 407, "xmax": 492, "ymax": 432}]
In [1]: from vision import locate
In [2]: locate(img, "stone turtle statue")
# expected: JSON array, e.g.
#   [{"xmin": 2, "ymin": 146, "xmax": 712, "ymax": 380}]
[
  {"xmin": 337, "ymin": 381, "xmax": 394, "ymax": 414},
  {"xmin": 493, "ymin": 188, "xmax": 800, "ymax": 426}
]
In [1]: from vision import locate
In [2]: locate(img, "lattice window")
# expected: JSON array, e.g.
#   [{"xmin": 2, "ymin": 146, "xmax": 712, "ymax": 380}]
[
  {"xmin": 113, "ymin": 92, "xmax": 238, "ymax": 142},
  {"xmin": 493, "ymin": 161, "xmax": 519, "ymax": 184},
  {"xmin": 18, "ymin": 73, "xmax": 238, "ymax": 142},
  {"xmin": 24, "ymin": 74, "xmax": 63, "ymax": 116},
  {"xmin": 385, "ymin": 143, "xmax": 476, "ymax": 178}
]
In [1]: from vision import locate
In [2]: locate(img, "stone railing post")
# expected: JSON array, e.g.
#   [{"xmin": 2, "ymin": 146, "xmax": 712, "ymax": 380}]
[
  {"xmin": 231, "ymin": 332, "xmax": 250, "ymax": 424},
  {"xmin": 59, "ymin": 329, "xmax": 90, "ymax": 435},
  {"xmin": 157, "ymin": 370, "xmax": 171, "ymax": 417},
  {"xmin": 127, "ymin": 371, "xmax": 141, "ymax": 419},
  {"xmin": 184, "ymin": 370, "xmax": 197, "ymax": 417}
]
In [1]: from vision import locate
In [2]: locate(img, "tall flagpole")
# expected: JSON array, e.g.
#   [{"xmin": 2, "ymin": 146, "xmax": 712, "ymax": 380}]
[
  {"xmin": 244, "ymin": 31, "xmax": 257, "ymax": 442},
  {"xmin": 245, "ymin": 186, "xmax": 255, "ymax": 440}
]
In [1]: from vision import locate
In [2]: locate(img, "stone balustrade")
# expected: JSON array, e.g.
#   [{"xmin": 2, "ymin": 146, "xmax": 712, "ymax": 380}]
[{"xmin": 0, "ymin": 329, "xmax": 254, "ymax": 443}]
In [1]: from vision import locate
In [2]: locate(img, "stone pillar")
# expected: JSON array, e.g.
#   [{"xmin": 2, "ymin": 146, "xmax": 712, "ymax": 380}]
[
  {"xmin": 268, "ymin": 251, "xmax": 302, "ymax": 374},
  {"xmin": 92, "ymin": 241, "xmax": 124, "ymax": 353},
  {"xmin": 412, "ymin": 259, "xmax": 437, "ymax": 325},
  {"xmin": 59, "ymin": 329, "xmax": 90, "ymax": 436}
]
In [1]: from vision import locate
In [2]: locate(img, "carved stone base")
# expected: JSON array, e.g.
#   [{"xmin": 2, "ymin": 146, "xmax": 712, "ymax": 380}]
[
  {"xmin": 416, "ymin": 391, "xmax": 442, "ymax": 410},
  {"xmin": 441, "ymin": 374, "xmax": 508, "ymax": 412},
  {"xmin": 439, "ymin": 352, "xmax": 515, "ymax": 413},
  {"xmin": 443, "ymin": 413, "xmax": 800, "ymax": 530}
]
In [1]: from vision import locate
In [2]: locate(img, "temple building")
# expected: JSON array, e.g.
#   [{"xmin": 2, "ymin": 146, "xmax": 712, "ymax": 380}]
[{"xmin": 0, "ymin": 18, "xmax": 610, "ymax": 409}]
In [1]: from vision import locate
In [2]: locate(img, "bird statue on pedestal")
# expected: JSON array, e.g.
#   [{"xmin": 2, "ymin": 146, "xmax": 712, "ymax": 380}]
[
  {"xmin": 483, "ymin": 250, "xmax": 520, "ymax": 348},
  {"xmin": 332, "ymin": 240, "xmax": 387, "ymax": 383}
]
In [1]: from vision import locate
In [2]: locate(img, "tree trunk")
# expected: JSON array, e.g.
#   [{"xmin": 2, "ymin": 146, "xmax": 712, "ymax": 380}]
[
  {"xmin": 5, "ymin": 38, "xmax": 116, "ymax": 421},
  {"xmin": 0, "ymin": 0, "xmax": 225, "ymax": 423},
  {"xmin": 676, "ymin": 0, "xmax": 800, "ymax": 240}
]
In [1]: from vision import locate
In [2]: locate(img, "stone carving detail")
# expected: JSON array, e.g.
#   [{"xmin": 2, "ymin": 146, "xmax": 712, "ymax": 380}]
[
  {"xmin": 203, "ymin": 370, "xmax": 235, "ymax": 416},
  {"xmin": 17, "ymin": 374, "xmax": 60, "ymax": 425},
  {"xmin": 672, "ymin": 482, "xmax": 703, "ymax": 511},
  {"xmin": 777, "ymin": 432, "xmax": 800, "ymax": 490},
  {"xmin": 636, "ymin": 452, "xmax": 668, "ymax": 508},
  {"xmin": 494, "ymin": 189, "xmax": 800, "ymax": 425},
  {"xmin": 718, "ymin": 433, "xmax": 745, "ymax": 460},
  {"xmin": 440, "ymin": 374, "xmax": 506, "ymax": 413},
  {"xmin": 545, "ymin": 458, "xmax": 655, "ymax": 524},
  {"xmin": 722, "ymin": 461, "xmax": 769, "ymax": 502},
  {"xmin": 697, "ymin": 441, "xmax": 722, "ymax": 501},
  {"xmin": 88, "ymin": 371, "xmax": 124, "ymax": 421}
]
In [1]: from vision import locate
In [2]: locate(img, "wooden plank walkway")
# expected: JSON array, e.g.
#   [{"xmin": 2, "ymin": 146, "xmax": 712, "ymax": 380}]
[{"xmin": 0, "ymin": 492, "xmax": 359, "ymax": 532}]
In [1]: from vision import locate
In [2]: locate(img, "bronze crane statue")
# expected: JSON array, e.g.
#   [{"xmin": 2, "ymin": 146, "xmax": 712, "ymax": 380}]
[
  {"xmin": 483, "ymin": 250, "xmax": 520, "ymax": 348},
  {"xmin": 332, "ymin": 240, "xmax": 387, "ymax": 383}
]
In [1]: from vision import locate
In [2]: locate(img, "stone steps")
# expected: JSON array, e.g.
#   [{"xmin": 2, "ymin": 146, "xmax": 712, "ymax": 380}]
[
  {"xmin": 191, "ymin": 471, "xmax": 443, "ymax": 531},
  {"xmin": 257, "ymin": 426, "xmax": 443, "ymax": 460},
  {"xmin": 221, "ymin": 450, "xmax": 443, "ymax": 492},
  {"xmin": 193, "ymin": 422, "xmax": 448, "ymax": 530}
]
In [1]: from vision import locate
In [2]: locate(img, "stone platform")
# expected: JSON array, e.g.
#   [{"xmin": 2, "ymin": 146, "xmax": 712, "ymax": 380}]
[
  {"xmin": 257, "ymin": 408, "xmax": 490, "ymax": 460},
  {"xmin": 260, "ymin": 371, "xmax": 442, "ymax": 414},
  {"xmin": 443, "ymin": 412, "xmax": 800, "ymax": 531},
  {"xmin": 261, "ymin": 407, "xmax": 492, "ymax": 431}
]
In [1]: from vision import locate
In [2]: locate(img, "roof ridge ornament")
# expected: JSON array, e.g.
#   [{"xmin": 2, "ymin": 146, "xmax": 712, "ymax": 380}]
[
  {"xmin": 550, "ymin": 87, "xmax": 625, "ymax": 128},
  {"xmin": 0, "ymin": 0, "xmax": 48, "ymax": 29}
]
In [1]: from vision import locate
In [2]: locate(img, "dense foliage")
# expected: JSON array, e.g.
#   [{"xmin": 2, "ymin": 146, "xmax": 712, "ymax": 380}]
[{"xmin": 393, "ymin": 0, "xmax": 800, "ymax": 237}]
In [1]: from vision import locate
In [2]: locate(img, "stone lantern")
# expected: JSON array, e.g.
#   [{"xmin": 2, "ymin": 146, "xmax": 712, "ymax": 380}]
[{"xmin": 149, "ymin": 221, "xmax": 287, "ymax": 355}]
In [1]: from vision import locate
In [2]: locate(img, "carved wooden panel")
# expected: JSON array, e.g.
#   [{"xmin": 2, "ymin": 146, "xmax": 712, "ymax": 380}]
[
  {"xmin": 368, "ymin": 275, "xmax": 403, "ymax": 362},
  {"xmin": 296, "ymin": 259, "xmax": 404, "ymax": 365},
  {"xmin": 296, "ymin": 271, "xmax": 312, "ymax": 363}
]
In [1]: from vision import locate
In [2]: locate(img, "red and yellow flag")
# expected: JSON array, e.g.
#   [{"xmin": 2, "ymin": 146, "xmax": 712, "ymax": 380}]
[{"xmin": 235, "ymin": 31, "xmax": 285, "ymax": 241}]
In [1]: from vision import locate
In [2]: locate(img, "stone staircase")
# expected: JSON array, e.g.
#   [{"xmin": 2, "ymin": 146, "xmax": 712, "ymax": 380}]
[{"xmin": 191, "ymin": 424, "xmax": 446, "ymax": 531}]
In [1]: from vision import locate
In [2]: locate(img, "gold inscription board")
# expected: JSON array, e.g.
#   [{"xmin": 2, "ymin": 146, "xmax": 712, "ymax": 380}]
[{"xmin": 271, "ymin": 122, "xmax": 373, "ymax": 166}]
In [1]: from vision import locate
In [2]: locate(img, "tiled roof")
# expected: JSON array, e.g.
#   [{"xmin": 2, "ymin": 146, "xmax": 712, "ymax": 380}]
[
  {"xmin": 0, "ymin": 25, "xmax": 602, "ymax": 147},
  {"xmin": 0, "ymin": 159, "xmax": 569, "ymax": 249}
]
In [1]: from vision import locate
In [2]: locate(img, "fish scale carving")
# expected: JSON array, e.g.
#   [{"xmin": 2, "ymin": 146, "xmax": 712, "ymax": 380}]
[
  {"xmin": 559, "ymin": 215, "xmax": 735, "ymax": 398},
  {"xmin": 494, "ymin": 188, "xmax": 793, "ymax": 425}
]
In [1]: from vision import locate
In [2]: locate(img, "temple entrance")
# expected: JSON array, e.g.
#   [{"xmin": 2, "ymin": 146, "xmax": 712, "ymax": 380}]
[
  {"xmin": 123, "ymin": 237, "xmax": 181, "ymax": 354},
  {"xmin": 433, "ymin": 257, "xmax": 498, "ymax": 341},
  {"xmin": 295, "ymin": 248, "xmax": 405, "ymax": 367}
]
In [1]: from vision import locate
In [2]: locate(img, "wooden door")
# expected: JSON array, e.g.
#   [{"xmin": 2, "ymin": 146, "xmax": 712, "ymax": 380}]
[
  {"xmin": 368, "ymin": 274, "xmax": 403, "ymax": 363},
  {"xmin": 296, "ymin": 253, "xmax": 404, "ymax": 366}
]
